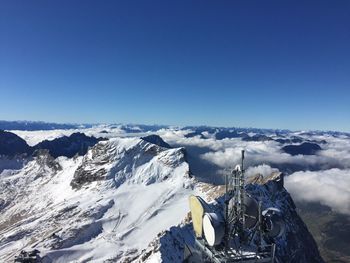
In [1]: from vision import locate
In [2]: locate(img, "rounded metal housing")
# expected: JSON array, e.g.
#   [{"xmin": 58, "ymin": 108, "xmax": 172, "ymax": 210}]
[{"xmin": 203, "ymin": 212, "xmax": 225, "ymax": 246}]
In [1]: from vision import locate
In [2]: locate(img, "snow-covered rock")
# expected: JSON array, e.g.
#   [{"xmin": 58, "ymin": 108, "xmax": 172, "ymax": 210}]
[
  {"xmin": 138, "ymin": 173, "xmax": 324, "ymax": 263},
  {"xmin": 0, "ymin": 137, "xmax": 193, "ymax": 262},
  {"xmin": 0, "ymin": 133, "xmax": 326, "ymax": 262}
]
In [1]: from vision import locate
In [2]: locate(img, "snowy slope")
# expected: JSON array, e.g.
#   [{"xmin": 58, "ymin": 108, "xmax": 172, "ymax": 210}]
[{"xmin": 0, "ymin": 137, "xmax": 193, "ymax": 262}]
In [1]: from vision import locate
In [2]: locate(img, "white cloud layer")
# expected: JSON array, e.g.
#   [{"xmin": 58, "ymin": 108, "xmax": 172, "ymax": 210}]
[
  {"xmin": 285, "ymin": 168, "xmax": 350, "ymax": 215},
  {"xmin": 159, "ymin": 129, "xmax": 350, "ymax": 215},
  {"xmin": 159, "ymin": 129, "xmax": 350, "ymax": 176},
  {"xmin": 245, "ymin": 164, "xmax": 279, "ymax": 178}
]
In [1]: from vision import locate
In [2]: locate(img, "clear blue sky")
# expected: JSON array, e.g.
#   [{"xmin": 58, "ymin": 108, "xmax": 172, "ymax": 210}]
[{"xmin": 1, "ymin": 1, "xmax": 349, "ymax": 131}]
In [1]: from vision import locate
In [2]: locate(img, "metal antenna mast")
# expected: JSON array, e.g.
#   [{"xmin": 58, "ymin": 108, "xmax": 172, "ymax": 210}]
[
  {"xmin": 187, "ymin": 150, "xmax": 280, "ymax": 263},
  {"xmin": 225, "ymin": 150, "xmax": 246, "ymax": 247},
  {"xmin": 240, "ymin": 150, "xmax": 245, "ymax": 232}
]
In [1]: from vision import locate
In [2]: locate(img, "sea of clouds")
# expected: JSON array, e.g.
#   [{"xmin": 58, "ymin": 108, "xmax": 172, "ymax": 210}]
[
  {"xmin": 157, "ymin": 128, "xmax": 350, "ymax": 215},
  {"xmin": 10, "ymin": 126, "xmax": 350, "ymax": 215}
]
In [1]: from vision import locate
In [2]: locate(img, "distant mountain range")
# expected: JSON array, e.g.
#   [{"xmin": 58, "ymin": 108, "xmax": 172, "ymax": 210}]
[
  {"xmin": 0, "ymin": 120, "xmax": 92, "ymax": 131},
  {"xmin": 1, "ymin": 120, "xmax": 349, "ymax": 137},
  {"xmin": 0, "ymin": 130, "xmax": 102, "ymax": 159},
  {"xmin": 0, "ymin": 120, "xmax": 168, "ymax": 132}
]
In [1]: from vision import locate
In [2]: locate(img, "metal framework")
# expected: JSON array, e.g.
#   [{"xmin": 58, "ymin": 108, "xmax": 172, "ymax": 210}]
[
  {"xmin": 193, "ymin": 150, "xmax": 276, "ymax": 263},
  {"xmin": 194, "ymin": 238, "xmax": 275, "ymax": 263}
]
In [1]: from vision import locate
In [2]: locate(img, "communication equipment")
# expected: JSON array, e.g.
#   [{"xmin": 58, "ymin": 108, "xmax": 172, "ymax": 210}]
[
  {"xmin": 189, "ymin": 195, "xmax": 207, "ymax": 238},
  {"xmin": 228, "ymin": 193, "xmax": 259, "ymax": 229},
  {"xmin": 262, "ymin": 208, "xmax": 285, "ymax": 238},
  {"xmin": 203, "ymin": 212, "xmax": 225, "ymax": 246},
  {"xmin": 186, "ymin": 150, "xmax": 286, "ymax": 263}
]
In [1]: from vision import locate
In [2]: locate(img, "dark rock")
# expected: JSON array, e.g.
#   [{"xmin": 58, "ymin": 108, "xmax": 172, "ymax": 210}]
[
  {"xmin": 141, "ymin": 135, "xmax": 171, "ymax": 148},
  {"xmin": 0, "ymin": 130, "xmax": 32, "ymax": 157},
  {"xmin": 34, "ymin": 133, "xmax": 101, "ymax": 158},
  {"xmin": 242, "ymin": 134, "xmax": 273, "ymax": 142},
  {"xmin": 14, "ymin": 249, "xmax": 42, "ymax": 263},
  {"xmin": 70, "ymin": 167, "xmax": 107, "ymax": 189},
  {"xmin": 1, "ymin": 130, "xmax": 102, "ymax": 160},
  {"xmin": 185, "ymin": 131, "xmax": 206, "ymax": 139},
  {"xmin": 32, "ymin": 149, "xmax": 62, "ymax": 173},
  {"xmin": 282, "ymin": 142, "xmax": 322, "ymax": 156}
]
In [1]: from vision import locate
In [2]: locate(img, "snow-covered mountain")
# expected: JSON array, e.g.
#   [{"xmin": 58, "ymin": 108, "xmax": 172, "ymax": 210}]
[
  {"xmin": 0, "ymin": 137, "xmax": 193, "ymax": 262},
  {"xmin": 1, "ymin": 124, "xmax": 346, "ymax": 262}
]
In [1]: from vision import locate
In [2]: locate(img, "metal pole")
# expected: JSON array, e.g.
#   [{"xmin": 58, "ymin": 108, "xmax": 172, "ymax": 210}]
[
  {"xmin": 241, "ymin": 150, "xmax": 245, "ymax": 231},
  {"xmin": 258, "ymin": 201, "xmax": 262, "ymax": 248},
  {"xmin": 225, "ymin": 172, "xmax": 229, "ymax": 253},
  {"xmin": 271, "ymin": 243, "xmax": 276, "ymax": 263}
]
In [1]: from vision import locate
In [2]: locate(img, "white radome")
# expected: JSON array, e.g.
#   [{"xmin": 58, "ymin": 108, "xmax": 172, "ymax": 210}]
[{"xmin": 203, "ymin": 212, "xmax": 225, "ymax": 246}]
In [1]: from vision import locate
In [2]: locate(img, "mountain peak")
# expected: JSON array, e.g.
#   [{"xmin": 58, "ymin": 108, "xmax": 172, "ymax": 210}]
[
  {"xmin": 0, "ymin": 130, "xmax": 31, "ymax": 157},
  {"xmin": 141, "ymin": 134, "xmax": 172, "ymax": 148},
  {"xmin": 71, "ymin": 137, "xmax": 188, "ymax": 189}
]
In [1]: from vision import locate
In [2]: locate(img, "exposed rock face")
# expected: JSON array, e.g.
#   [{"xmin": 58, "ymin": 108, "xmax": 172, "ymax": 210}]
[
  {"xmin": 282, "ymin": 142, "xmax": 322, "ymax": 156},
  {"xmin": 71, "ymin": 138, "xmax": 187, "ymax": 189},
  {"xmin": 247, "ymin": 173, "xmax": 324, "ymax": 263},
  {"xmin": 34, "ymin": 132, "xmax": 101, "ymax": 158},
  {"xmin": 0, "ymin": 130, "xmax": 32, "ymax": 157},
  {"xmin": 32, "ymin": 149, "xmax": 62, "ymax": 175},
  {"xmin": 184, "ymin": 131, "xmax": 206, "ymax": 139},
  {"xmin": 139, "ymin": 173, "xmax": 324, "ymax": 263},
  {"xmin": 141, "ymin": 135, "xmax": 172, "ymax": 148}
]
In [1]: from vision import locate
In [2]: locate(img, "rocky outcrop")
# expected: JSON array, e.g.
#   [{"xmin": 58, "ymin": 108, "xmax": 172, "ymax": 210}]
[
  {"xmin": 70, "ymin": 138, "xmax": 188, "ymax": 189},
  {"xmin": 34, "ymin": 132, "xmax": 102, "ymax": 158},
  {"xmin": 247, "ymin": 173, "xmax": 324, "ymax": 263},
  {"xmin": 185, "ymin": 131, "xmax": 206, "ymax": 139},
  {"xmin": 139, "ymin": 173, "xmax": 324, "ymax": 263},
  {"xmin": 0, "ymin": 131, "xmax": 101, "ymax": 159},
  {"xmin": 282, "ymin": 142, "xmax": 322, "ymax": 156},
  {"xmin": 0, "ymin": 130, "xmax": 32, "ymax": 157},
  {"xmin": 141, "ymin": 135, "xmax": 171, "ymax": 148}
]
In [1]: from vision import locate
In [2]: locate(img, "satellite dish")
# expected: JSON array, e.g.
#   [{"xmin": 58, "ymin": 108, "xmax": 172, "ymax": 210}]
[
  {"xmin": 203, "ymin": 212, "xmax": 225, "ymax": 247},
  {"xmin": 189, "ymin": 195, "xmax": 207, "ymax": 238},
  {"xmin": 262, "ymin": 208, "xmax": 285, "ymax": 238},
  {"xmin": 229, "ymin": 194, "xmax": 259, "ymax": 229}
]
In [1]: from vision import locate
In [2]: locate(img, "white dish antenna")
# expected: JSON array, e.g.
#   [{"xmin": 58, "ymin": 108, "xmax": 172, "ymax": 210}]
[{"xmin": 203, "ymin": 212, "xmax": 225, "ymax": 246}]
